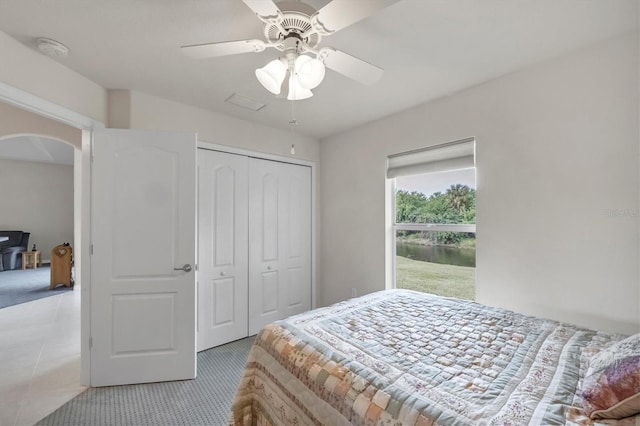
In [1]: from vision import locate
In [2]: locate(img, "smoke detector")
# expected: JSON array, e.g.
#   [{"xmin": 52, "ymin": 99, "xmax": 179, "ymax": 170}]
[{"xmin": 36, "ymin": 38, "xmax": 69, "ymax": 58}]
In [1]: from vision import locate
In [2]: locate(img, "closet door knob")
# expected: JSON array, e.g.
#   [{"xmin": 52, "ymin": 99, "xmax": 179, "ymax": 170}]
[
  {"xmin": 220, "ymin": 272, "xmax": 226, "ymax": 276},
  {"xmin": 267, "ymin": 266, "xmax": 272, "ymax": 270}
]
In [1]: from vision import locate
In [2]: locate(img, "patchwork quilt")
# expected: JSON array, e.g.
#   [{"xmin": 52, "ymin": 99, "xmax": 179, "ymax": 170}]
[{"xmin": 229, "ymin": 290, "xmax": 634, "ymax": 425}]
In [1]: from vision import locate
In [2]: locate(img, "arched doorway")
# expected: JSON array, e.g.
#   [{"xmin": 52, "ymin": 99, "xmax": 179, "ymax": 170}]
[{"xmin": 0, "ymin": 127, "xmax": 86, "ymax": 424}]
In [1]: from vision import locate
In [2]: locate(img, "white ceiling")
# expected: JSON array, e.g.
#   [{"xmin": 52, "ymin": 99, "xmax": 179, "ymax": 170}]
[{"xmin": 0, "ymin": 0, "xmax": 637, "ymax": 140}]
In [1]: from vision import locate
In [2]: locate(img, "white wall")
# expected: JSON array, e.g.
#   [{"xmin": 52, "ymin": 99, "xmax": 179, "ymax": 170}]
[
  {"xmin": 0, "ymin": 31, "xmax": 107, "ymax": 124},
  {"xmin": 110, "ymin": 90, "xmax": 321, "ymax": 163},
  {"xmin": 319, "ymin": 32, "xmax": 639, "ymax": 335},
  {"xmin": 0, "ymin": 159, "xmax": 74, "ymax": 262},
  {"xmin": 0, "ymin": 101, "xmax": 82, "ymax": 148}
]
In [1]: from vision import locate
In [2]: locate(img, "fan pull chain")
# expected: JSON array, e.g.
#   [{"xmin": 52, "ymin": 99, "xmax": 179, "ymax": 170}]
[{"xmin": 289, "ymin": 96, "xmax": 297, "ymax": 155}]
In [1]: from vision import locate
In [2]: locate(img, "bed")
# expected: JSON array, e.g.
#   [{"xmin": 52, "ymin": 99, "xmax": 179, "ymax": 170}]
[{"xmin": 229, "ymin": 290, "xmax": 640, "ymax": 425}]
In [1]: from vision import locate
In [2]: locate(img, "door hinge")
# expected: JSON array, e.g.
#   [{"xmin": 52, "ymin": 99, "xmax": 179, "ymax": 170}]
[
  {"xmin": 90, "ymin": 244, "xmax": 93, "ymax": 255},
  {"xmin": 89, "ymin": 336, "xmax": 93, "ymax": 349}
]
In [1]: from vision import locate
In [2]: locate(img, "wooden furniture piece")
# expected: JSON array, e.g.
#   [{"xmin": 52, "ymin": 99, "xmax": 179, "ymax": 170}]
[
  {"xmin": 21, "ymin": 250, "xmax": 40, "ymax": 269},
  {"xmin": 50, "ymin": 244, "xmax": 73, "ymax": 289}
]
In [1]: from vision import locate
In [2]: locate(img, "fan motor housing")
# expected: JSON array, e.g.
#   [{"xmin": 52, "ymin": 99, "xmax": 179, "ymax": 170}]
[{"xmin": 265, "ymin": 1, "xmax": 321, "ymax": 50}]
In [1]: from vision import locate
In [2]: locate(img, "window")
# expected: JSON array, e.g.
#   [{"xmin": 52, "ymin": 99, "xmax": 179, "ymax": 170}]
[{"xmin": 388, "ymin": 138, "xmax": 476, "ymax": 300}]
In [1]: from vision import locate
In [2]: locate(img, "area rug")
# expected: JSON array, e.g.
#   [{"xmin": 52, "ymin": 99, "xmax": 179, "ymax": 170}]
[
  {"xmin": 36, "ymin": 337, "xmax": 254, "ymax": 426},
  {"xmin": 0, "ymin": 266, "xmax": 72, "ymax": 309}
]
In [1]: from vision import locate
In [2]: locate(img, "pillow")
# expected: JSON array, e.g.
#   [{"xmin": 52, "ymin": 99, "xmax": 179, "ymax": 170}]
[{"xmin": 581, "ymin": 333, "xmax": 640, "ymax": 419}]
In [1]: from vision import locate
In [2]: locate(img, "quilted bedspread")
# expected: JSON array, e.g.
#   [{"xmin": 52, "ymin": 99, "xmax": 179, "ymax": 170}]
[{"xmin": 229, "ymin": 290, "xmax": 633, "ymax": 425}]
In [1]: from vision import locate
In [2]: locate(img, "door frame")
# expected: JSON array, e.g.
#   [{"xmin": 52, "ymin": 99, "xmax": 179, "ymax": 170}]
[
  {"xmin": 0, "ymin": 81, "xmax": 103, "ymax": 386},
  {"xmin": 197, "ymin": 141, "xmax": 317, "ymax": 311}
]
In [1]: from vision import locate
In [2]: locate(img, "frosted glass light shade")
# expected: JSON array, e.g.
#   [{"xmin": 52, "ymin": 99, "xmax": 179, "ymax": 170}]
[
  {"xmin": 287, "ymin": 75, "xmax": 313, "ymax": 100},
  {"xmin": 255, "ymin": 59, "xmax": 287, "ymax": 94},
  {"xmin": 294, "ymin": 55, "xmax": 325, "ymax": 90}
]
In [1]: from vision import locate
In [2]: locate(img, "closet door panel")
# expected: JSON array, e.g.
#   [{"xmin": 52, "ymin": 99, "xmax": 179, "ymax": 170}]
[
  {"xmin": 281, "ymin": 163, "xmax": 312, "ymax": 317},
  {"xmin": 197, "ymin": 150, "xmax": 248, "ymax": 351},
  {"xmin": 249, "ymin": 158, "xmax": 311, "ymax": 334},
  {"xmin": 261, "ymin": 173, "xmax": 279, "ymax": 261},
  {"xmin": 213, "ymin": 166, "xmax": 235, "ymax": 267},
  {"xmin": 287, "ymin": 171, "xmax": 305, "ymax": 258},
  {"xmin": 286, "ymin": 267, "xmax": 304, "ymax": 308},
  {"xmin": 209, "ymin": 277, "xmax": 236, "ymax": 326},
  {"xmin": 249, "ymin": 158, "xmax": 281, "ymax": 334},
  {"xmin": 261, "ymin": 271, "xmax": 279, "ymax": 314}
]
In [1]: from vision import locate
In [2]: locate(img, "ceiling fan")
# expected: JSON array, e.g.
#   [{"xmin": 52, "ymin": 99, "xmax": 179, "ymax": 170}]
[{"xmin": 181, "ymin": 0, "xmax": 400, "ymax": 100}]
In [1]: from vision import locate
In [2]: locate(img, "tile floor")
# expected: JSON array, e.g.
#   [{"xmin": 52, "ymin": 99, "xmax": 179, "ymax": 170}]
[{"xmin": 0, "ymin": 285, "xmax": 84, "ymax": 426}]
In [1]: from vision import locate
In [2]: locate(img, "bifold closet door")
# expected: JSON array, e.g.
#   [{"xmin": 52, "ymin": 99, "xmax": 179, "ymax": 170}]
[
  {"xmin": 197, "ymin": 150, "xmax": 248, "ymax": 351},
  {"xmin": 248, "ymin": 158, "xmax": 312, "ymax": 335}
]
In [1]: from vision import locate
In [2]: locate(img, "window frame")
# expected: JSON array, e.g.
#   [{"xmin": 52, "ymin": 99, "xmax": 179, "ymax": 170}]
[{"xmin": 391, "ymin": 168, "xmax": 476, "ymax": 290}]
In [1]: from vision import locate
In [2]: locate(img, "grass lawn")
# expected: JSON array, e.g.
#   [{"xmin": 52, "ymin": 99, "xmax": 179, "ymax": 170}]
[{"xmin": 396, "ymin": 256, "xmax": 475, "ymax": 301}]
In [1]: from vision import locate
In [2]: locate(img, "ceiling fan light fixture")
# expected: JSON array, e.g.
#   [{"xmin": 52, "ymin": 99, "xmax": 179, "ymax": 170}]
[
  {"xmin": 255, "ymin": 58, "xmax": 287, "ymax": 94},
  {"xmin": 287, "ymin": 74, "xmax": 313, "ymax": 100},
  {"xmin": 294, "ymin": 55, "xmax": 325, "ymax": 90}
]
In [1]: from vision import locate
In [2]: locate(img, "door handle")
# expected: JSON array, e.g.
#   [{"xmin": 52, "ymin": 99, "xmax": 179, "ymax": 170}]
[{"xmin": 173, "ymin": 264, "xmax": 192, "ymax": 272}]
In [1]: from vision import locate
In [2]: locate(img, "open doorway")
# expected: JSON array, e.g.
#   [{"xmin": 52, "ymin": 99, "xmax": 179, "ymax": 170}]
[
  {"xmin": 0, "ymin": 135, "xmax": 76, "ymax": 302},
  {"xmin": 0, "ymin": 135, "xmax": 75, "ymax": 258},
  {"xmin": 0, "ymin": 101, "xmax": 85, "ymax": 425}
]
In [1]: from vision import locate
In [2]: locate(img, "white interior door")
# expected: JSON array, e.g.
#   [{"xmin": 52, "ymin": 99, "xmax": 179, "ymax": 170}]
[
  {"xmin": 197, "ymin": 150, "xmax": 248, "ymax": 351},
  {"xmin": 90, "ymin": 128, "xmax": 196, "ymax": 386},
  {"xmin": 248, "ymin": 159, "xmax": 311, "ymax": 334}
]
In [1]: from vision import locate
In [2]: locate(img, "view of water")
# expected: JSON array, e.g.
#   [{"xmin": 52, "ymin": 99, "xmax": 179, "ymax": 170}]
[{"xmin": 396, "ymin": 242, "xmax": 476, "ymax": 267}]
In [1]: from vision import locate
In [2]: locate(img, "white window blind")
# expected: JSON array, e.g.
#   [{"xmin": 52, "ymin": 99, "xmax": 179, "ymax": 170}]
[{"xmin": 387, "ymin": 137, "xmax": 475, "ymax": 179}]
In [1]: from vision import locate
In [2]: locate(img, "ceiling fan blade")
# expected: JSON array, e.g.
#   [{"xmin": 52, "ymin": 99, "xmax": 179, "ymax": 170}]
[
  {"xmin": 312, "ymin": 0, "xmax": 401, "ymax": 34},
  {"xmin": 319, "ymin": 48, "xmax": 384, "ymax": 85},
  {"xmin": 241, "ymin": 0, "xmax": 281, "ymax": 20},
  {"xmin": 181, "ymin": 39, "xmax": 266, "ymax": 59}
]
